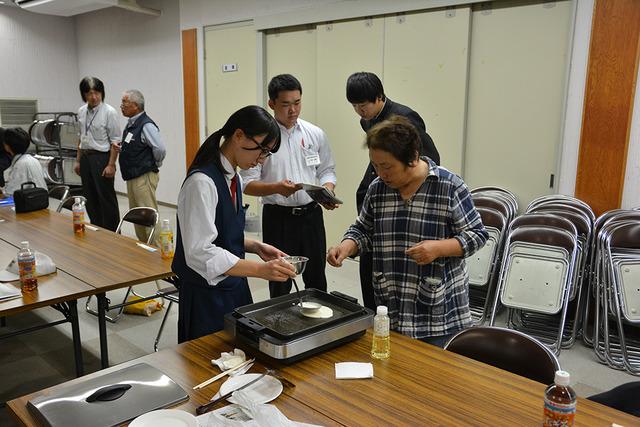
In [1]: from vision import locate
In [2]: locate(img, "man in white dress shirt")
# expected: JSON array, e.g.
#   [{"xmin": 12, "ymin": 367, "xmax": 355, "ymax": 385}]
[
  {"xmin": 240, "ymin": 74, "xmax": 338, "ymax": 298},
  {"xmin": 74, "ymin": 77, "xmax": 122, "ymax": 231}
]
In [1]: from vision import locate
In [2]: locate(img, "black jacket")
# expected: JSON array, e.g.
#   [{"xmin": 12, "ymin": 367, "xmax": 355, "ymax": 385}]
[{"xmin": 356, "ymin": 99, "xmax": 440, "ymax": 212}]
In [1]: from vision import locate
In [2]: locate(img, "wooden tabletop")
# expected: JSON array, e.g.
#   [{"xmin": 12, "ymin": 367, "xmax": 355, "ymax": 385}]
[
  {"xmin": 8, "ymin": 330, "xmax": 639, "ymax": 426},
  {"xmin": 0, "ymin": 238, "xmax": 94, "ymax": 316},
  {"xmin": 0, "ymin": 208, "xmax": 173, "ymax": 292}
]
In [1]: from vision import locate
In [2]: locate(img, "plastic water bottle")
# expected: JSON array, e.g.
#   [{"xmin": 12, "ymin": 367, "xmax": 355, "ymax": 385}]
[
  {"xmin": 159, "ymin": 219, "xmax": 174, "ymax": 259},
  {"xmin": 17, "ymin": 241, "xmax": 37, "ymax": 292},
  {"xmin": 72, "ymin": 197, "xmax": 85, "ymax": 236},
  {"xmin": 371, "ymin": 305, "xmax": 390, "ymax": 359},
  {"xmin": 543, "ymin": 370, "xmax": 577, "ymax": 427}
]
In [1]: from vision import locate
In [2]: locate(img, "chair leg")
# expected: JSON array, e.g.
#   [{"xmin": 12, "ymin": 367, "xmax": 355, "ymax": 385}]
[{"xmin": 154, "ymin": 301, "xmax": 173, "ymax": 352}]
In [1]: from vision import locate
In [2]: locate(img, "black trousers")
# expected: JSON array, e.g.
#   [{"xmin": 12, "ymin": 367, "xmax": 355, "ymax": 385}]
[
  {"xmin": 359, "ymin": 251, "xmax": 377, "ymax": 310},
  {"xmin": 79, "ymin": 151, "xmax": 120, "ymax": 231},
  {"xmin": 262, "ymin": 203, "xmax": 327, "ymax": 298}
]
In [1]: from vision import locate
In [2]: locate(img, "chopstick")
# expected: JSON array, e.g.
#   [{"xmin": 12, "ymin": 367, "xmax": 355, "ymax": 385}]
[{"xmin": 193, "ymin": 358, "xmax": 255, "ymax": 390}]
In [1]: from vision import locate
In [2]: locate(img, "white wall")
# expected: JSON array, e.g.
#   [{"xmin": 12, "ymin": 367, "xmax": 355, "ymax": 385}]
[
  {"xmin": 0, "ymin": 6, "xmax": 78, "ymax": 113},
  {"xmin": 75, "ymin": 0, "xmax": 184, "ymax": 204}
]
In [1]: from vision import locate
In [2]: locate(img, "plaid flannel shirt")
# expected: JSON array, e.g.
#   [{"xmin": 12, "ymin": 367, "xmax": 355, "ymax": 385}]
[{"xmin": 344, "ymin": 158, "xmax": 488, "ymax": 338}]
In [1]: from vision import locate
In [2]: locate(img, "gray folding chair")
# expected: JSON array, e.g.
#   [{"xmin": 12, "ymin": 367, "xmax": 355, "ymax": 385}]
[{"xmin": 85, "ymin": 207, "xmax": 159, "ymax": 323}]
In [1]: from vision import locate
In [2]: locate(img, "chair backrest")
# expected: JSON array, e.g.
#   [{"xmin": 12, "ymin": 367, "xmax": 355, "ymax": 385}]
[
  {"xmin": 445, "ymin": 327, "xmax": 559, "ymax": 384},
  {"xmin": 57, "ymin": 195, "xmax": 86, "ymax": 213},
  {"xmin": 115, "ymin": 207, "xmax": 159, "ymax": 244},
  {"xmin": 48, "ymin": 185, "xmax": 69, "ymax": 201}
]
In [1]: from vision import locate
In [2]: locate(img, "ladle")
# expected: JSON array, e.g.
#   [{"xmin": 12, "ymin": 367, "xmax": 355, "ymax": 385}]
[{"xmin": 281, "ymin": 256, "xmax": 314, "ymax": 311}]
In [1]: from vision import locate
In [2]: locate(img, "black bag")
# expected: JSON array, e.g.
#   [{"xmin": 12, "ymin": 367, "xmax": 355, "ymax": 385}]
[{"xmin": 14, "ymin": 182, "xmax": 49, "ymax": 213}]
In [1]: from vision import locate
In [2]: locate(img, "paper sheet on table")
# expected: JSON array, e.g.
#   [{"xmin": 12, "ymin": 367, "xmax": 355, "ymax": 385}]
[
  {"xmin": 335, "ymin": 362, "xmax": 374, "ymax": 379},
  {"xmin": 196, "ymin": 390, "xmax": 322, "ymax": 427}
]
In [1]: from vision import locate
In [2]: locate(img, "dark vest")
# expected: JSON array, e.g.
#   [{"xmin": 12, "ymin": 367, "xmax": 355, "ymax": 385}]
[
  {"xmin": 119, "ymin": 112, "xmax": 159, "ymax": 181},
  {"xmin": 173, "ymin": 161, "xmax": 251, "ymax": 341},
  {"xmin": 172, "ymin": 161, "xmax": 246, "ymax": 289}
]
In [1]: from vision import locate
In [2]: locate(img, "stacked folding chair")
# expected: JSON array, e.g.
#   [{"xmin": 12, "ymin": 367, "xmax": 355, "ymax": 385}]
[
  {"xmin": 588, "ymin": 210, "xmax": 640, "ymax": 374},
  {"xmin": 467, "ymin": 187, "xmax": 518, "ymax": 325},
  {"xmin": 523, "ymin": 196, "xmax": 595, "ymax": 348},
  {"xmin": 489, "ymin": 196, "xmax": 586, "ymax": 354}
]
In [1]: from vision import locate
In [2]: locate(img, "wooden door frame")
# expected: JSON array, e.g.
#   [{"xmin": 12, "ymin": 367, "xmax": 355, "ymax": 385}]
[{"xmin": 182, "ymin": 28, "xmax": 200, "ymax": 171}]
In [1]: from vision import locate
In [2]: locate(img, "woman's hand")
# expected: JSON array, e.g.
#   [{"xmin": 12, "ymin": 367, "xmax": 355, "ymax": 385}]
[
  {"xmin": 405, "ymin": 240, "xmax": 440, "ymax": 265},
  {"xmin": 254, "ymin": 242, "xmax": 287, "ymax": 262},
  {"xmin": 258, "ymin": 258, "xmax": 296, "ymax": 282},
  {"xmin": 327, "ymin": 240, "xmax": 358, "ymax": 267}
]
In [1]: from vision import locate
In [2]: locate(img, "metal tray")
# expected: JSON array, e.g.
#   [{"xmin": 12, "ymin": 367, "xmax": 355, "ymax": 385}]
[{"xmin": 233, "ymin": 289, "xmax": 368, "ymax": 340}]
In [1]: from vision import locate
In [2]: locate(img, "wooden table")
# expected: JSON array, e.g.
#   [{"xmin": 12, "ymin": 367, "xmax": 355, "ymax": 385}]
[
  {"xmin": 8, "ymin": 330, "xmax": 640, "ymax": 426},
  {"xmin": 0, "ymin": 239, "xmax": 95, "ymax": 376},
  {"xmin": 0, "ymin": 208, "xmax": 174, "ymax": 368}
]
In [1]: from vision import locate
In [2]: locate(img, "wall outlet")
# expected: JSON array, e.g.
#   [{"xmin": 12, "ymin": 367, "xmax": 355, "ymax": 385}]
[{"xmin": 222, "ymin": 63, "xmax": 238, "ymax": 72}]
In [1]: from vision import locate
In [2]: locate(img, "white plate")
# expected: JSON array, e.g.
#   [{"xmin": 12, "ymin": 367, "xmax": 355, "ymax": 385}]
[
  {"xmin": 129, "ymin": 409, "xmax": 197, "ymax": 427},
  {"xmin": 218, "ymin": 373, "xmax": 283, "ymax": 404}
]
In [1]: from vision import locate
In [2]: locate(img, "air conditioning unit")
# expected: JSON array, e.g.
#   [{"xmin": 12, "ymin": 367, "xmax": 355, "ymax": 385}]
[{"xmin": 12, "ymin": 0, "xmax": 160, "ymax": 17}]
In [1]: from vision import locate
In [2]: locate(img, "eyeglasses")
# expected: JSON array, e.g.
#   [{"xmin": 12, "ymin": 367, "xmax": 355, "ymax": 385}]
[{"xmin": 244, "ymin": 135, "xmax": 272, "ymax": 159}]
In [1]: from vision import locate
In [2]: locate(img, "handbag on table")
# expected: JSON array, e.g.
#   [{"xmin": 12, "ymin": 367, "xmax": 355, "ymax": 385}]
[{"xmin": 13, "ymin": 181, "xmax": 49, "ymax": 213}]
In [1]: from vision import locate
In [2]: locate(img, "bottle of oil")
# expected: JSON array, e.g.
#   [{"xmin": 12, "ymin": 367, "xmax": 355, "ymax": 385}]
[
  {"xmin": 371, "ymin": 305, "xmax": 390, "ymax": 359},
  {"xmin": 159, "ymin": 219, "xmax": 174, "ymax": 259},
  {"xmin": 17, "ymin": 241, "xmax": 37, "ymax": 292},
  {"xmin": 72, "ymin": 197, "xmax": 85, "ymax": 236},
  {"xmin": 543, "ymin": 370, "xmax": 577, "ymax": 427}
]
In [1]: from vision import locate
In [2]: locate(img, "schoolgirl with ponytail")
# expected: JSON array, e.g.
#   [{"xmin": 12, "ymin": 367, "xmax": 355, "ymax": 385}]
[{"xmin": 173, "ymin": 105, "xmax": 296, "ymax": 342}]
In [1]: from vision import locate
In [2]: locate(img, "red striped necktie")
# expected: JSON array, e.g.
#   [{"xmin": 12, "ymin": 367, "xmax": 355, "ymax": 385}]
[{"xmin": 230, "ymin": 174, "xmax": 237, "ymax": 208}]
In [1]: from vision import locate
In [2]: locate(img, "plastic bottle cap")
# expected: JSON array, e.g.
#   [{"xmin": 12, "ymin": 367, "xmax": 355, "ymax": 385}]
[
  {"xmin": 20, "ymin": 241, "xmax": 29, "ymax": 248},
  {"xmin": 554, "ymin": 370, "xmax": 570, "ymax": 386},
  {"xmin": 162, "ymin": 219, "xmax": 170, "ymax": 226},
  {"xmin": 75, "ymin": 197, "xmax": 80, "ymax": 203},
  {"xmin": 376, "ymin": 305, "xmax": 388, "ymax": 316}
]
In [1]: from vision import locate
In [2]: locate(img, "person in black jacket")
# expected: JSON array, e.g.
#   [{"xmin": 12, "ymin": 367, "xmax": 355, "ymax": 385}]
[{"xmin": 346, "ymin": 71, "xmax": 441, "ymax": 310}]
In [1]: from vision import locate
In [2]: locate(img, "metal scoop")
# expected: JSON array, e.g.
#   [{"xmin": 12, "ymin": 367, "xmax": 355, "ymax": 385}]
[{"xmin": 281, "ymin": 256, "xmax": 314, "ymax": 311}]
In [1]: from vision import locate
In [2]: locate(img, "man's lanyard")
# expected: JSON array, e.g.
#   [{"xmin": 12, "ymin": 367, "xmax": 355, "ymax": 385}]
[{"xmin": 85, "ymin": 106, "xmax": 100, "ymax": 134}]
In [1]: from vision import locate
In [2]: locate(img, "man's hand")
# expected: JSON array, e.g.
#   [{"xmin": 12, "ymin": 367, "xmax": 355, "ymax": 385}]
[
  {"xmin": 327, "ymin": 240, "xmax": 358, "ymax": 267},
  {"xmin": 277, "ymin": 180, "xmax": 302, "ymax": 197},
  {"xmin": 102, "ymin": 164, "xmax": 116, "ymax": 178},
  {"xmin": 74, "ymin": 162, "xmax": 81, "ymax": 176},
  {"xmin": 113, "ymin": 142, "xmax": 122, "ymax": 153},
  {"xmin": 405, "ymin": 240, "xmax": 441, "ymax": 265}
]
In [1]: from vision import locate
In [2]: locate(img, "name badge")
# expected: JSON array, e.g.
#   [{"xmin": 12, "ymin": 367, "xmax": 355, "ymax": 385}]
[
  {"xmin": 305, "ymin": 154, "xmax": 320, "ymax": 167},
  {"xmin": 124, "ymin": 132, "xmax": 133, "ymax": 143}
]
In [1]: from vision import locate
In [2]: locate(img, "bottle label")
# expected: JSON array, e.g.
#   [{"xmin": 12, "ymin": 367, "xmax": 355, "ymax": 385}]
[
  {"xmin": 543, "ymin": 398, "xmax": 576, "ymax": 427},
  {"xmin": 18, "ymin": 257, "xmax": 36, "ymax": 280},
  {"xmin": 160, "ymin": 232, "xmax": 174, "ymax": 257},
  {"xmin": 73, "ymin": 210, "xmax": 84, "ymax": 224}
]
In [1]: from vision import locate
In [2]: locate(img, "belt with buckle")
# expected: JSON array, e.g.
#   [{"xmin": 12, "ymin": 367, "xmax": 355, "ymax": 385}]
[
  {"xmin": 267, "ymin": 202, "xmax": 318, "ymax": 216},
  {"xmin": 80, "ymin": 149, "xmax": 108, "ymax": 156}
]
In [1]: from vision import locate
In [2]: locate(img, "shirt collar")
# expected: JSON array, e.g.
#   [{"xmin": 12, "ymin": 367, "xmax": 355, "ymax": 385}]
[
  {"xmin": 128, "ymin": 111, "xmax": 144, "ymax": 126},
  {"xmin": 424, "ymin": 156, "xmax": 440, "ymax": 180},
  {"xmin": 277, "ymin": 120, "xmax": 300, "ymax": 135},
  {"xmin": 373, "ymin": 98, "xmax": 388, "ymax": 121},
  {"xmin": 87, "ymin": 102, "xmax": 102, "ymax": 113},
  {"xmin": 220, "ymin": 153, "xmax": 236, "ymax": 180}
]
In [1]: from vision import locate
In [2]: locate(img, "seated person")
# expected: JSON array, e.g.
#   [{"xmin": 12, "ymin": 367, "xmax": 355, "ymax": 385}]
[
  {"xmin": 327, "ymin": 116, "xmax": 488, "ymax": 348},
  {"xmin": 0, "ymin": 128, "xmax": 12, "ymax": 187},
  {"xmin": 2, "ymin": 128, "xmax": 47, "ymax": 196}
]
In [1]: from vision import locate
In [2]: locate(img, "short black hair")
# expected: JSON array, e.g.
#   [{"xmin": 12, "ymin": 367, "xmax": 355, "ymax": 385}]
[
  {"xmin": 3, "ymin": 128, "xmax": 31, "ymax": 155},
  {"xmin": 366, "ymin": 115, "xmax": 419, "ymax": 166},
  {"xmin": 79, "ymin": 76, "xmax": 106, "ymax": 102},
  {"xmin": 0, "ymin": 128, "xmax": 5, "ymax": 146},
  {"xmin": 346, "ymin": 71, "xmax": 386, "ymax": 104},
  {"xmin": 268, "ymin": 74, "xmax": 302, "ymax": 101}
]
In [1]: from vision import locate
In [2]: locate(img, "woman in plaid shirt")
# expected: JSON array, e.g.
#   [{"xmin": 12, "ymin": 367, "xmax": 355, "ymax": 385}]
[{"xmin": 328, "ymin": 116, "xmax": 488, "ymax": 347}]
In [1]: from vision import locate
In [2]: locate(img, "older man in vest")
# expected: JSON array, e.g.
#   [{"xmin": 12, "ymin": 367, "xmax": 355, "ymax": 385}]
[{"xmin": 119, "ymin": 89, "xmax": 166, "ymax": 244}]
